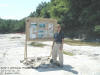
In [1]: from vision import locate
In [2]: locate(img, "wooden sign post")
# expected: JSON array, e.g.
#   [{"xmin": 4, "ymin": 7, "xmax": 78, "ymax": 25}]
[{"xmin": 24, "ymin": 17, "xmax": 57, "ymax": 60}]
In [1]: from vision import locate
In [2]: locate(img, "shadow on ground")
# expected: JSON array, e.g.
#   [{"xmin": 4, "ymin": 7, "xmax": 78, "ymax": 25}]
[
  {"xmin": 21, "ymin": 56, "xmax": 78, "ymax": 74},
  {"xmin": 35, "ymin": 64, "xmax": 78, "ymax": 74}
]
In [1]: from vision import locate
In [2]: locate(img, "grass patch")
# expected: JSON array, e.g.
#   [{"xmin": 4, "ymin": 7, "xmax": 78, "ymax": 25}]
[
  {"xmin": 64, "ymin": 39, "xmax": 100, "ymax": 46},
  {"xmin": 30, "ymin": 42, "xmax": 47, "ymax": 47},
  {"xmin": 63, "ymin": 51, "xmax": 74, "ymax": 56}
]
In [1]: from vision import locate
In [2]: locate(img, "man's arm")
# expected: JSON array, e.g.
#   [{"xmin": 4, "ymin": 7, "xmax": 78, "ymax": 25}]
[
  {"xmin": 62, "ymin": 39, "xmax": 64, "ymax": 50},
  {"xmin": 61, "ymin": 39, "xmax": 64, "ymax": 50},
  {"xmin": 52, "ymin": 39, "xmax": 54, "ymax": 49},
  {"xmin": 61, "ymin": 32, "xmax": 64, "ymax": 50}
]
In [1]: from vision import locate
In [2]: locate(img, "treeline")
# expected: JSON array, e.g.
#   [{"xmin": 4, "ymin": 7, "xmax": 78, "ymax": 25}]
[
  {"xmin": 29, "ymin": 0, "xmax": 100, "ymax": 40},
  {"xmin": 0, "ymin": 0, "xmax": 100, "ymax": 40},
  {"xmin": 0, "ymin": 18, "xmax": 25, "ymax": 33}
]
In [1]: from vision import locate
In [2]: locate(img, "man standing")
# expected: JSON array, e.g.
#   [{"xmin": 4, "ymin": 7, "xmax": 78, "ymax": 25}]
[{"xmin": 51, "ymin": 24, "xmax": 64, "ymax": 67}]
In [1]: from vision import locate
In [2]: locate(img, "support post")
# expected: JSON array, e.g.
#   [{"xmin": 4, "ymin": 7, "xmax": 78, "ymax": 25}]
[{"xmin": 24, "ymin": 20, "xmax": 28, "ymax": 60}]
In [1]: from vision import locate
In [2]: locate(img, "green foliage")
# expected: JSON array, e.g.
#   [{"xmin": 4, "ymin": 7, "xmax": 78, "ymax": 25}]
[
  {"xmin": 64, "ymin": 38, "xmax": 100, "ymax": 46},
  {"xmin": 29, "ymin": 0, "xmax": 69, "ymax": 19},
  {"xmin": 63, "ymin": 51, "xmax": 74, "ymax": 56},
  {"xmin": 29, "ymin": 0, "xmax": 100, "ymax": 40},
  {"xmin": 0, "ymin": 18, "xmax": 25, "ymax": 33},
  {"xmin": 95, "ymin": 25, "xmax": 100, "ymax": 33},
  {"xmin": 29, "ymin": 2, "xmax": 49, "ymax": 18},
  {"xmin": 60, "ymin": 0, "xmax": 100, "ymax": 40}
]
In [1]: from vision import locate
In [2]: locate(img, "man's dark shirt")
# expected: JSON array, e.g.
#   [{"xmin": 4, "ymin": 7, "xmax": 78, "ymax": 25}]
[{"xmin": 54, "ymin": 31, "xmax": 64, "ymax": 43}]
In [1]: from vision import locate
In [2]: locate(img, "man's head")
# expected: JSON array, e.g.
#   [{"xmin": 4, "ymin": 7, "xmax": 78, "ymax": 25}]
[{"xmin": 55, "ymin": 24, "xmax": 61, "ymax": 32}]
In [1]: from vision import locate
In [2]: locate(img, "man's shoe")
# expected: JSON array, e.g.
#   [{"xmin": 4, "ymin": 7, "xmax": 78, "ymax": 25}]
[
  {"xmin": 50, "ymin": 59, "xmax": 53, "ymax": 63},
  {"xmin": 56, "ymin": 63, "xmax": 63, "ymax": 68},
  {"xmin": 50, "ymin": 59, "xmax": 57, "ymax": 65}
]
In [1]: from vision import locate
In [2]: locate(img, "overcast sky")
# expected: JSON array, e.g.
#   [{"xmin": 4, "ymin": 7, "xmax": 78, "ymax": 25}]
[{"xmin": 0, "ymin": 0, "xmax": 50, "ymax": 20}]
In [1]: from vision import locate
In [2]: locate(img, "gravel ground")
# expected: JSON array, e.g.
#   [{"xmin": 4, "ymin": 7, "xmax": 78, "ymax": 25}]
[{"xmin": 0, "ymin": 34, "xmax": 100, "ymax": 75}]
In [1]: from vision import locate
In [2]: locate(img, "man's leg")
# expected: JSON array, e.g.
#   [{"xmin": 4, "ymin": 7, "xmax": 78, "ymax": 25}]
[
  {"xmin": 52, "ymin": 43, "xmax": 57, "ymax": 63},
  {"xmin": 58, "ymin": 44, "xmax": 63, "ymax": 66}
]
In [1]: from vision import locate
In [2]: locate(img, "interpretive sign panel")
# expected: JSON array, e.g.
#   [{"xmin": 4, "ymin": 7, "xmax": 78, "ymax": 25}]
[{"xmin": 26, "ymin": 17, "xmax": 57, "ymax": 40}]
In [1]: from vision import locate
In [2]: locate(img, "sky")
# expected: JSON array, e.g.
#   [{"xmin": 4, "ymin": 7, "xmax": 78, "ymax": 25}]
[{"xmin": 0, "ymin": 0, "xmax": 50, "ymax": 20}]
